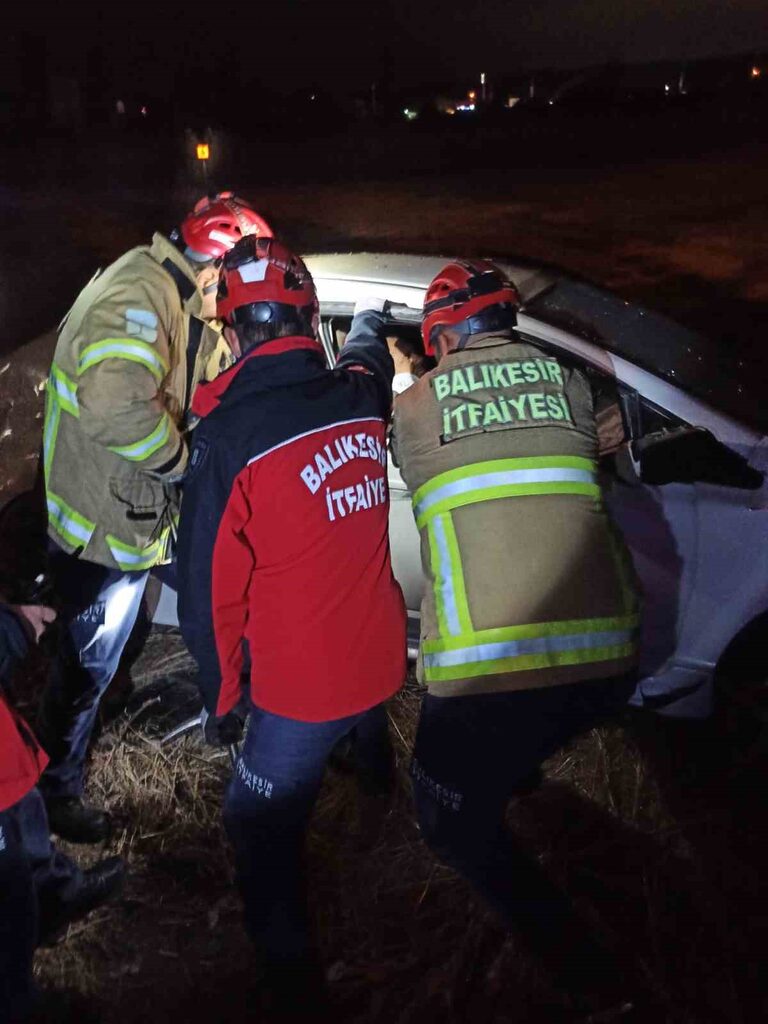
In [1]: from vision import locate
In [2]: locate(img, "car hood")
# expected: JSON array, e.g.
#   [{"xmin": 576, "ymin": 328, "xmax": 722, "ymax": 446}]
[{"xmin": 522, "ymin": 277, "xmax": 766, "ymax": 435}]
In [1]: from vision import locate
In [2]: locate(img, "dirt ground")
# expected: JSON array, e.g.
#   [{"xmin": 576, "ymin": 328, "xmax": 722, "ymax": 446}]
[
  {"xmin": 2, "ymin": 146, "xmax": 768, "ymax": 1022},
  {"xmin": 26, "ymin": 633, "xmax": 768, "ymax": 1024}
]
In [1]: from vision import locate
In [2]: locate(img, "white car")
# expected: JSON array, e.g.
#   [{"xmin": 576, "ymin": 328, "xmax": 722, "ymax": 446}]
[{"xmin": 155, "ymin": 252, "xmax": 768, "ymax": 720}]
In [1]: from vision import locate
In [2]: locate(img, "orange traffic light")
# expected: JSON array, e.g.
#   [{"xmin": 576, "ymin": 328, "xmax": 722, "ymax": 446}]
[{"xmin": 196, "ymin": 143, "xmax": 210, "ymax": 161}]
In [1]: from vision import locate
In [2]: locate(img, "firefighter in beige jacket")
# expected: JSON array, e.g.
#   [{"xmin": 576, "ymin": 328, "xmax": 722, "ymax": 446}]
[
  {"xmin": 38, "ymin": 194, "xmax": 272, "ymax": 844},
  {"xmin": 364, "ymin": 260, "xmax": 640, "ymax": 1009}
]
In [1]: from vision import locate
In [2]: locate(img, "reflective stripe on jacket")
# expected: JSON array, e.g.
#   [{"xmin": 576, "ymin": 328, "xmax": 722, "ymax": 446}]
[
  {"xmin": 392, "ymin": 330, "xmax": 640, "ymax": 697},
  {"xmin": 43, "ymin": 233, "xmax": 228, "ymax": 570}
]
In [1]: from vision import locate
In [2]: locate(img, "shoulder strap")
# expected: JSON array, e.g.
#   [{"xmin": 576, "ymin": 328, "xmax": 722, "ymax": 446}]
[
  {"xmin": 182, "ymin": 317, "xmax": 205, "ymax": 425},
  {"xmin": 161, "ymin": 258, "xmax": 196, "ymax": 304}
]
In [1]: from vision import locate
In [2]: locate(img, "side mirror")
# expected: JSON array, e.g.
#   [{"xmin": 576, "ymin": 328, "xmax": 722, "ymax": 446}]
[{"xmin": 635, "ymin": 427, "xmax": 764, "ymax": 489}]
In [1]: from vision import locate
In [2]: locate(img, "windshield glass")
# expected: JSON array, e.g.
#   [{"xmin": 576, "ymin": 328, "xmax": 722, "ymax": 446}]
[{"xmin": 525, "ymin": 279, "xmax": 765, "ymax": 433}]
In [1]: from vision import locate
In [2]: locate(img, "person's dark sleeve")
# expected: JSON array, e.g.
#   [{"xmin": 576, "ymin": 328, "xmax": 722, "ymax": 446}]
[
  {"xmin": 177, "ymin": 442, "xmax": 254, "ymax": 717},
  {"xmin": 336, "ymin": 309, "xmax": 395, "ymax": 418},
  {"xmin": 0, "ymin": 607, "xmax": 29, "ymax": 688}
]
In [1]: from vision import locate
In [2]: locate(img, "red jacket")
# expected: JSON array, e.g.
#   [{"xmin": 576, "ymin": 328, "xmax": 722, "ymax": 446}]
[
  {"xmin": 178, "ymin": 329, "xmax": 407, "ymax": 722},
  {"xmin": 0, "ymin": 608, "xmax": 48, "ymax": 812}
]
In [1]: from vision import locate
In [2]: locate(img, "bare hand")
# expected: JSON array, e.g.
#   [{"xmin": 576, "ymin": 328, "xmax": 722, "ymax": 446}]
[{"xmin": 9, "ymin": 604, "xmax": 56, "ymax": 643}]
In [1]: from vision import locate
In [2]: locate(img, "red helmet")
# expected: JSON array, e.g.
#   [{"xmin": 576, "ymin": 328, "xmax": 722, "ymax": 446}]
[
  {"xmin": 421, "ymin": 259, "xmax": 520, "ymax": 354},
  {"xmin": 217, "ymin": 235, "xmax": 318, "ymax": 338},
  {"xmin": 175, "ymin": 191, "xmax": 273, "ymax": 262}
]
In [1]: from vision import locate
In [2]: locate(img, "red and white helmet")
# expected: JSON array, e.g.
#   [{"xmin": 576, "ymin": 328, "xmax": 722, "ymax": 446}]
[
  {"xmin": 174, "ymin": 191, "xmax": 273, "ymax": 262},
  {"xmin": 217, "ymin": 235, "xmax": 318, "ymax": 338},
  {"xmin": 421, "ymin": 258, "xmax": 520, "ymax": 354}
]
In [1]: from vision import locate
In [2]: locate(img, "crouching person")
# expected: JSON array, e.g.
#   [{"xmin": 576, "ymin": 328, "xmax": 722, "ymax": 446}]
[
  {"xmin": 0, "ymin": 601, "xmax": 125, "ymax": 1021},
  {"xmin": 177, "ymin": 238, "xmax": 406, "ymax": 1011}
]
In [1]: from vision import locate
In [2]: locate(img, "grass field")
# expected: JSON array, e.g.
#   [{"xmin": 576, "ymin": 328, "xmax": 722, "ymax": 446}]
[{"xmin": 28, "ymin": 629, "xmax": 768, "ymax": 1024}]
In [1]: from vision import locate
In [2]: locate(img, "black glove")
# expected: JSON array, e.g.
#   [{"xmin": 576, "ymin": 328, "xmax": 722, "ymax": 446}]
[{"xmin": 201, "ymin": 708, "xmax": 245, "ymax": 747}]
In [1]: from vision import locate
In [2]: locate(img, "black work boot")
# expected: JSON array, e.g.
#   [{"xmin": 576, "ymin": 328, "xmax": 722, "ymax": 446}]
[
  {"xmin": 39, "ymin": 855, "xmax": 127, "ymax": 946},
  {"xmin": 45, "ymin": 796, "xmax": 112, "ymax": 844}
]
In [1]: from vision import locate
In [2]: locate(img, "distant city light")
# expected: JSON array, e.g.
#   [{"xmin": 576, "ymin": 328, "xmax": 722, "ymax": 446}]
[
  {"xmin": 480, "ymin": 72, "xmax": 486, "ymax": 86},
  {"xmin": 196, "ymin": 143, "xmax": 210, "ymax": 161},
  {"xmin": 457, "ymin": 103, "xmax": 476, "ymax": 112},
  {"xmin": 403, "ymin": 107, "xmax": 418, "ymax": 121},
  {"xmin": 664, "ymin": 83, "xmax": 670, "ymax": 94},
  {"xmin": 506, "ymin": 96, "xmax": 520, "ymax": 108},
  {"xmin": 468, "ymin": 90, "xmax": 476, "ymax": 100},
  {"xmin": 751, "ymin": 66, "xmax": 762, "ymax": 79},
  {"xmin": 310, "ymin": 93, "xmax": 316, "ymax": 100},
  {"xmin": 140, "ymin": 106, "xmax": 148, "ymax": 117},
  {"xmin": 115, "ymin": 99, "xmax": 125, "ymax": 115}
]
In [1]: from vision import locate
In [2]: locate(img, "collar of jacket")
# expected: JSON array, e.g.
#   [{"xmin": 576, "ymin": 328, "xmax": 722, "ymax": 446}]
[
  {"xmin": 149, "ymin": 233, "xmax": 203, "ymax": 317},
  {"xmin": 191, "ymin": 335, "xmax": 326, "ymax": 418},
  {"xmin": 439, "ymin": 331, "xmax": 515, "ymax": 363}
]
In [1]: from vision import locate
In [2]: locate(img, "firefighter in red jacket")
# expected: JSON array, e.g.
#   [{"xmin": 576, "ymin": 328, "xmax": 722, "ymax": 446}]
[
  {"xmin": 0, "ymin": 602, "xmax": 124, "ymax": 1020},
  {"xmin": 176, "ymin": 237, "xmax": 406, "ymax": 1009}
]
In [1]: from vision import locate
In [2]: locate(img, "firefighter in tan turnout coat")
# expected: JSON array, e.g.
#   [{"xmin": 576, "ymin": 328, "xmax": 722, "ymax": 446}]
[
  {"xmin": 37, "ymin": 194, "xmax": 272, "ymax": 844},
  {"xmin": 361, "ymin": 259, "xmax": 641, "ymax": 1008}
]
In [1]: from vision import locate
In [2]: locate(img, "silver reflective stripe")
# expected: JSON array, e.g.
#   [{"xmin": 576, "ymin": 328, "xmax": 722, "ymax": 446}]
[
  {"xmin": 46, "ymin": 499, "xmax": 92, "ymax": 545},
  {"xmin": 416, "ymin": 467, "xmax": 596, "ymax": 520},
  {"xmin": 79, "ymin": 342, "xmax": 165, "ymax": 375},
  {"xmin": 43, "ymin": 401, "xmax": 59, "ymax": 476},
  {"xmin": 431, "ymin": 515, "xmax": 461, "ymax": 636},
  {"xmin": 423, "ymin": 628, "xmax": 635, "ymax": 669},
  {"xmin": 107, "ymin": 544, "xmax": 152, "ymax": 566},
  {"xmin": 51, "ymin": 372, "xmax": 78, "ymax": 411}
]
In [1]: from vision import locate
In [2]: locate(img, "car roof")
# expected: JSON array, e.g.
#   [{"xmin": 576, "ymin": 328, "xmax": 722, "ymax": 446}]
[
  {"xmin": 304, "ymin": 252, "xmax": 555, "ymax": 307},
  {"xmin": 305, "ymin": 251, "xmax": 765, "ymax": 436}
]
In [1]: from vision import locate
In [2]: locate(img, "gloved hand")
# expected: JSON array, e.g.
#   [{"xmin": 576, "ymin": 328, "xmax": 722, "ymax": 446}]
[
  {"xmin": 200, "ymin": 706, "xmax": 245, "ymax": 747},
  {"xmin": 353, "ymin": 296, "xmax": 390, "ymax": 317}
]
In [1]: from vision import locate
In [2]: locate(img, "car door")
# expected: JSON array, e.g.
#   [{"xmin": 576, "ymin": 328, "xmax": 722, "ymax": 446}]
[{"xmin": 516, "ymin": 318, "xmax": 768, "ymax": 716}]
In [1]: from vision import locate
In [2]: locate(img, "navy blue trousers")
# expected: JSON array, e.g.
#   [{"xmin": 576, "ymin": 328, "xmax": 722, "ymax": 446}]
[
  {"xmin": 0, "ymin": 788, "xmax": 84, "ymax": 1022},
  {"xmin": 223, "ymin": 700, "xmax": 392, "ymax": 966},
  {"xmin": 411, "ymin": 675, "xmax": 634, "ymax": 958}
]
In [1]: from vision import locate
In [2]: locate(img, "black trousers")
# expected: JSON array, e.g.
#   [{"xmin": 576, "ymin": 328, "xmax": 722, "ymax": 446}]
[
  {"xmin": 0, "ymin": 797, "xmax": 38, "ymax": 1023},
  {"xmin": 410, "ymin": 675, "xmax": 635, "ymax": 978}
]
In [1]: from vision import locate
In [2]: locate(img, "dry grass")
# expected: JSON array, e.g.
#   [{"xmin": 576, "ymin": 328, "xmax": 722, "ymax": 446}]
[{"xmin": 27, "ymin": 630, "xmax": 768, "ymax": 1023}]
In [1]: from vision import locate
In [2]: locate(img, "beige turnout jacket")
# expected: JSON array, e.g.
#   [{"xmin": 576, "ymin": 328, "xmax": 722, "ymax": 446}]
[
  {"xmin": 393, "ymin": 332, "xmax": 640, "ymax": 698},
  {"xmin": 43, "ymin": 233, "xmax": 228, "ymax": 570}
]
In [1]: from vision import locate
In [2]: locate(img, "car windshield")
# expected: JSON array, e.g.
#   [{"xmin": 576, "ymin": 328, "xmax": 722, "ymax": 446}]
[{"xmin": 524, "ymin": 278, "xmax": 765, "ymax": 433}]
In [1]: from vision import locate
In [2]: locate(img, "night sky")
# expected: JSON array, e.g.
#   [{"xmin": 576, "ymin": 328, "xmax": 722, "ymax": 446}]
[{"xmin": 9, "ymin": 1, "xmax": 768, "ymax": 96}]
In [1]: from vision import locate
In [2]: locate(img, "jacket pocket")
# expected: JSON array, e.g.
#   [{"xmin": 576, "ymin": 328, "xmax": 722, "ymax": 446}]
[{"xmin": 109, "ymin": 473, "xmax": 165, "ymax": 524}]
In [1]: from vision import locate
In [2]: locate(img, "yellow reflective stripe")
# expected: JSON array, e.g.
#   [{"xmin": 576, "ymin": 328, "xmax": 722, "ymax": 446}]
[
  {"xmin": 49, "ymin": 363, "xmax": 79, "ymax": 416},
  {"xmin": 42, "ymin": 392, "xmax": 61, "ymax": 484},
  {"xmin": 424, "ymin": 643, "xmax": 637, "ymax": 683},
  {"xmin": 422, "ymin": 613, "xmax": 640, "ymax": 653},
  {"xmin": 108, "ymin": 414, "xmax": 171, "ymax": 462},
  {"xmin": 413, "ymin": 457, "xmax": 599, "ymax": 526},
  {"xmin": 414, "ymin": 456, "xmax": 596, "ymax": 504},
  {"xmin": 47, "ymin": 492, "xmax": 96, "ymax": 549},
  {"xmin": 427, "ymin": 512, "xmax": 474, "ymax": 637},
  {"xmin": 106, "ymin": 533, "xmax": 166, "ymax": 571},
  {"xmin": 422, "ymin": 614, "xmax": 639, "ymax": 681},
  {"xmin": 441, "ymin": 513, "xmax": 473, "ymax": 634},
  {"xmin": 78, "ymin": 339, "xmax": 169, "ymax": 382},
  {"xmin": 427, "ymin": 517, "xmax": 454, "ymax": 637}
]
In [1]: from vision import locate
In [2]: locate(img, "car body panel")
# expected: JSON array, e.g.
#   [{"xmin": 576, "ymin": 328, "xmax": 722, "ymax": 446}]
[{"xmin": 154, "ymin": 252, "xmax": 768, "ymax": 720}]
